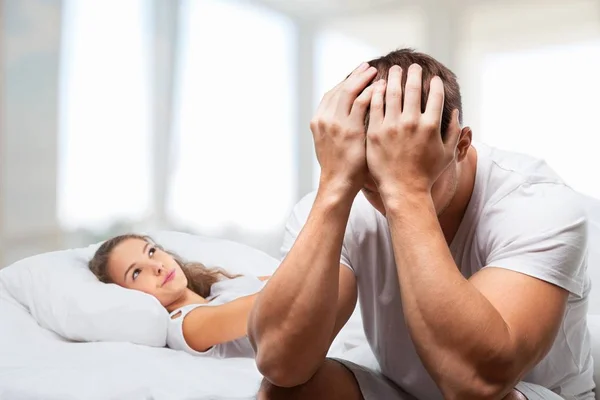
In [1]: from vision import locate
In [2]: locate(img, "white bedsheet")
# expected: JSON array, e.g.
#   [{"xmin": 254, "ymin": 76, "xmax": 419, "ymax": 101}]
[{"xmin": 0, "ymin": 281, "xmax": 368, "ymax": 400}]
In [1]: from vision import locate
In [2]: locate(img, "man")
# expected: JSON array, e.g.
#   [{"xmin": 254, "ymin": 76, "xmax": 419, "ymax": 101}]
[{"xmin": 247, "ymin": 49, "xmax": 594, "ymax": 400}]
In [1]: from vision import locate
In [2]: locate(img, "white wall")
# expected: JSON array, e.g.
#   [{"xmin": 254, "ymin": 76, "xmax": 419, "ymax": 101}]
[
  {"xmin": 314, "ymin": 0, "xmax": 600, "ymax": 136},
  {"xmin": 0, "ymin": 0, "xmax": 4, "ymax": 266},
  {"xmin": 1, "ymin": 0, "xmax": 599, "ymax": 266},
  {"xmin": 0, "ymin": 0, "xmax": 64, "ymax": 266},
  {"xmin": 458, "ymin": 0, "xmax": 600, "ymax": 137},
  {"xmin": 318, "ymin": 6, "xmax": 427, "ymax": 55}
]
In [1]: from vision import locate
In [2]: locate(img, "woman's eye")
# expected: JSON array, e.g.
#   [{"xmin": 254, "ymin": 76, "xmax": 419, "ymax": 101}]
[
  {"xmin": 148, "ymin": 247, "xmax": 156, "ymax": 257},
  {"xmin": 132, "ymin": 269, "xmax": 141, "ymax": 280}
]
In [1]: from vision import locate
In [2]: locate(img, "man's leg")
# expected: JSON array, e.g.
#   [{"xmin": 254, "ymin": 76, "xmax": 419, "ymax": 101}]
[
  {"xmin": 257, "ymin": 358, "xmax": 415, "ymax": 400},
  {"xmin": 502, "ymin": 389, "xmax": 529, "ymax": 400},
  {"xmin": 510, "ymin": 382, "xmax": 586, "ymax": 400},
  {"xmin": 258, "ymin": 360, "xmax": 558, "ymax": 400},
  {"xmin": 257, "ymin": 359, "xmax": 363, "ymax": 400}
]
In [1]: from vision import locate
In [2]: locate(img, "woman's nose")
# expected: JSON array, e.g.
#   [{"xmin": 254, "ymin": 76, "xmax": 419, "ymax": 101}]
[{"xmin": 151, "ymin": 261, "xmax": 164, "ymax": 274}]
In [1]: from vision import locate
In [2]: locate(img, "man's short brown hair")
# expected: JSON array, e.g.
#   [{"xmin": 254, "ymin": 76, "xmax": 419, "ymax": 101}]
[{"xmin": 366, "ymin": 48, "xmax": 462, "ymax": 137}]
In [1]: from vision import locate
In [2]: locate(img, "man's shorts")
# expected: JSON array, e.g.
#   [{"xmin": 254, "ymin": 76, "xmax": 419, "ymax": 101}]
[{"xmin": 334, "ymin": 358, "xmax": 594, "ymax": 400}]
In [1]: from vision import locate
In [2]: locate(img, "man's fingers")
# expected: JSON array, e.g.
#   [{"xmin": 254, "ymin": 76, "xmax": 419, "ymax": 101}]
[
  {"xmin": 319, "ymin": 62, "xmax": 370, "ymax": 113},
  {"xmin": 425, "ymin": 76, "xmax": 445, "ymax": 125},
  {"xmin": 385, "ymin": 65, "xmax": 403, "ymax": 117},
  {"xmin": 350, "ymin": 84, "xmax": 375, "ymax": 123},
  {"xmin": 337, "ymin": 66, "xmax": 378, "ymax": 115},
  {"xmin": 402, "ymin": 64, "xmax": 423, "ymax": 119},
  {"xmin": 368, "ymin": 79, "xmax": 386, "ymax": 129},
  {"xmin": 333, "ymin": 62, "xmax": 370, "ymax": 93},
  {"xmin": 353, "ymin": 61, "xmax": 370, "ymax": 74}
]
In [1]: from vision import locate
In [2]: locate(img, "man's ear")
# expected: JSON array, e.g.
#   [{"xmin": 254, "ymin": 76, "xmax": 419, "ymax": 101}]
[
  {"xmin": 456, "ymin": 126, "xmax": 472, "ymax": 162},
  {"xmin": 446, "ymin": 109, "xmax": 471, "ymax": 162}
]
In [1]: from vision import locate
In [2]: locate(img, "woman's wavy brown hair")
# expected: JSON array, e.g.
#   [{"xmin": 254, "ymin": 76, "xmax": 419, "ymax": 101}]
[{"xmin": 88, "ymin": 233, "xmax": 239, "ymax": 298}]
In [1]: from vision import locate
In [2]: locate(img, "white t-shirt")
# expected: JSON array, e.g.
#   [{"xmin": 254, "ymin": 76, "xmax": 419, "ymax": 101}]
[
  {"xmin": 282, "ymin": 142, "xmax": 594, "ymax": 399},
  {"xmin": 166, "ymin": 276, "xmax": 264, "ymax": 358}
]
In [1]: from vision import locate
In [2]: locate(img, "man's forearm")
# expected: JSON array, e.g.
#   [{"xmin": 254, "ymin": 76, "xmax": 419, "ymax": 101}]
[
  {"xmin": 248, "ymin": 186, "xmax": 354, "ymax": 387},
  {"xmin": 385, "ymin": 193, "xmax": 516, "ymax": 398}
]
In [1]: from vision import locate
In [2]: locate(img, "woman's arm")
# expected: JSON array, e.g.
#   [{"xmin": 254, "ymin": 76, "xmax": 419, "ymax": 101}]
[
  {"xmin": 181, "ymin": 294, "xmax": 257, "ymax": 352},
  {"xmin": 181, "ymin": 275, "xmax": 270, "ymax": 352}
]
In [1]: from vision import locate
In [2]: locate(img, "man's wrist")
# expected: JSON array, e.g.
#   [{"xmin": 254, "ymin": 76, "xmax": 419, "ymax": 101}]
[
  {"xmin": 316, "ymin": 178, "xmax": 359, "ymax": 211},
  {"xmin": 380, "ymin": 187, "xmax": 434, "ymax": 217}
]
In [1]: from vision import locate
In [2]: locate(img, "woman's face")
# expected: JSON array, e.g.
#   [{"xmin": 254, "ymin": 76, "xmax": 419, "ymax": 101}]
[{"xmin": 106, "ymin": 238, "xmax": 188, "ymax": 307}]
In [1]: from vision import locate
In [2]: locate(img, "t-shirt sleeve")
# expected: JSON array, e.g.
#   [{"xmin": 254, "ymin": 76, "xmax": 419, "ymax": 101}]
[
  {"xmin": 166, "ymin": 304, "xmax": 217, "ymax": 357},
  {"xmin": 481, "ymin": 183, "xmax": 588, "ymax": 297},
  {"xmin": 280, "ymin": 191, "xmax": 354, "ymax": 271}
]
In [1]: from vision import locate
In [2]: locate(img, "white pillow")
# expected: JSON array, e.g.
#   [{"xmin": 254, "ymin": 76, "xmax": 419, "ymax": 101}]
[
  {"xmin": 0, "ymin": 231, "xmax": 280, "ymax": 346},
  {"xmin": 149, "ymin": 231, "xmax": 278, "ymax": 277}
]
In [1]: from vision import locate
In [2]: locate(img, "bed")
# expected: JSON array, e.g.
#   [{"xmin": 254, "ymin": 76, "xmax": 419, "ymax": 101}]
[
  {"xmin": 0, "ymin": 231, "xmax": 368, "ymax": 399},
  {"xmin": 2, "ymin": 208, "xmax": 600, "ymax": 399}
]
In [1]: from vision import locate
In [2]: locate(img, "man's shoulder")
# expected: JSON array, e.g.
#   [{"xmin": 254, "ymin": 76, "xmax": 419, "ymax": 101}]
[
  {"xmin": 484, "ymin": 181, "xmax": 585, "ymax": 224},
  {"xmin": 287, "ymin": 191, "xmax": 388, "ymax": 269},
  {"xmin": 474, "ymin": 143, "xmax": 587, "ymax": 240},
  {"xmin": 478, "ymin": 142, "xmax": 564, "ymax": 186},
  {"xmin": 476, "ymin": 179, "xmax": 587, "ymax": 254},
  {"xmin": 290, "ymin": 190, "xmax": 383, "ymax": 239},
  {"xmin": 476, "ymin": 143, "xmax": 574, "ymax": 207},
  {"xmin": 292, "ymin": 191, "xmax": 318, "ymax": 216}
]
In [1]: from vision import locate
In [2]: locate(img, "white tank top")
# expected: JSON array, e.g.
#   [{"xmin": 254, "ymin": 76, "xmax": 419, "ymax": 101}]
[{"xmin": 166, "ymin": 275, "xmax": 265, "ymax": 358}]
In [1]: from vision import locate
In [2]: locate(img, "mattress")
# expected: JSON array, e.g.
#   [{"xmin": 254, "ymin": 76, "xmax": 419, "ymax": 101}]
[{"xmin": 0, "ymin": 281, "xmax": 368, "ymax": 400}]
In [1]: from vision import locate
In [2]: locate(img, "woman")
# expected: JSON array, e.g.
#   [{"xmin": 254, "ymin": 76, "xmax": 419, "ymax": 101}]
[{"xmin": 89, "ymin": 233, "xmax": 269, "ymax": 358}]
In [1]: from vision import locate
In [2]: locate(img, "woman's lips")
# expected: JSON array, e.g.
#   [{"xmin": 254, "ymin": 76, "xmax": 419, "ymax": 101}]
[{"xmin": 162, "ymin": 270, "xmax": 175, "ymax": 286}]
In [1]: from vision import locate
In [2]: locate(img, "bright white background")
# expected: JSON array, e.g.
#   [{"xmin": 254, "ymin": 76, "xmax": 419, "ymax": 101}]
[
  {"xmin": 479, "ymin": 41, "xmax": 600, "ymax": 199},
  {"xmin": 1, "ymin": 0, "xmax": 599, "ymax": 262},
  {"xmin": 167, "ymin": 0, "xmax": 295, "ymax": 234},
  {"xmin": 58, "ymin": 0, "xmax": 152, "ymax": 231}
]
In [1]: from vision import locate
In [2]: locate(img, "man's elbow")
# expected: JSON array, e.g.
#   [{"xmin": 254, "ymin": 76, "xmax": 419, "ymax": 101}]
[
  {"xmin": 255, "ymin": 350, "xmax": 316, "ymax": 388},
  {"xmin": 440, "ymin": 357, "xmax": 524, "ymax": 400},
  {"xmin": 247, "ymin": 322, "xmax": 310, "ymax": 387}
]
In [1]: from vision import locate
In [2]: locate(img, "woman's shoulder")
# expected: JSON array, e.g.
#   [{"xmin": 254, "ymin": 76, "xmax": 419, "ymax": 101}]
[
  {"xmin": 166, "ymin": 303, "xmax": 217, "ymax": 357},
  {"xmin": 207, "ymin": 275, "xmax": 265, "ymax": 302},
  {"xmin": 166, "ymin": 275, "xmax": 264, "ymax": 318},
  {"xmin": 168, "ymin": 302, "xmax": 204, "ymax": 318}
]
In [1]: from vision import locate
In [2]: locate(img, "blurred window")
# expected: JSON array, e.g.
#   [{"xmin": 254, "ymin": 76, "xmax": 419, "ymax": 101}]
[
  {"xmin": 167, "ymin": 0, "xmax": 296, "ymax": 234},
  {"xmin": 58, "ymin": 0, "xmax": 152, "ymax": 230},
  {"xmin": 479, "ymin": 41, "xmax": 600, "ymax": 198},
  {"xmin": 312, "ymin": 30, "xmax": 378, "ymax": 188}
]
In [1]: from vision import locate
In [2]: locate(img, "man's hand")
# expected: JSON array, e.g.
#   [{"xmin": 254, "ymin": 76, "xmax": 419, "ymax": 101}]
[
  {"xmin": 366, "ymin": 64, "xmax": 460, "ymax": 203},
  {"xmin": 311, "ymin": 62, "xmax": 378, "ymax": 198}
]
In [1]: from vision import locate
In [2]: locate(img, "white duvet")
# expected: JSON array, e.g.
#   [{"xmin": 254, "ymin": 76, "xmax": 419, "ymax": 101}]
[
  {"xmin": 3, "ymin": 214, "xmax": 600, "ymax": 399},
  {"xmin": 0, "ymin": 231, "xmax": 370, "ymax": 399},
  {"xmin": 0, "ymin": 282, "xmax": 368, "ymax": 400}
]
